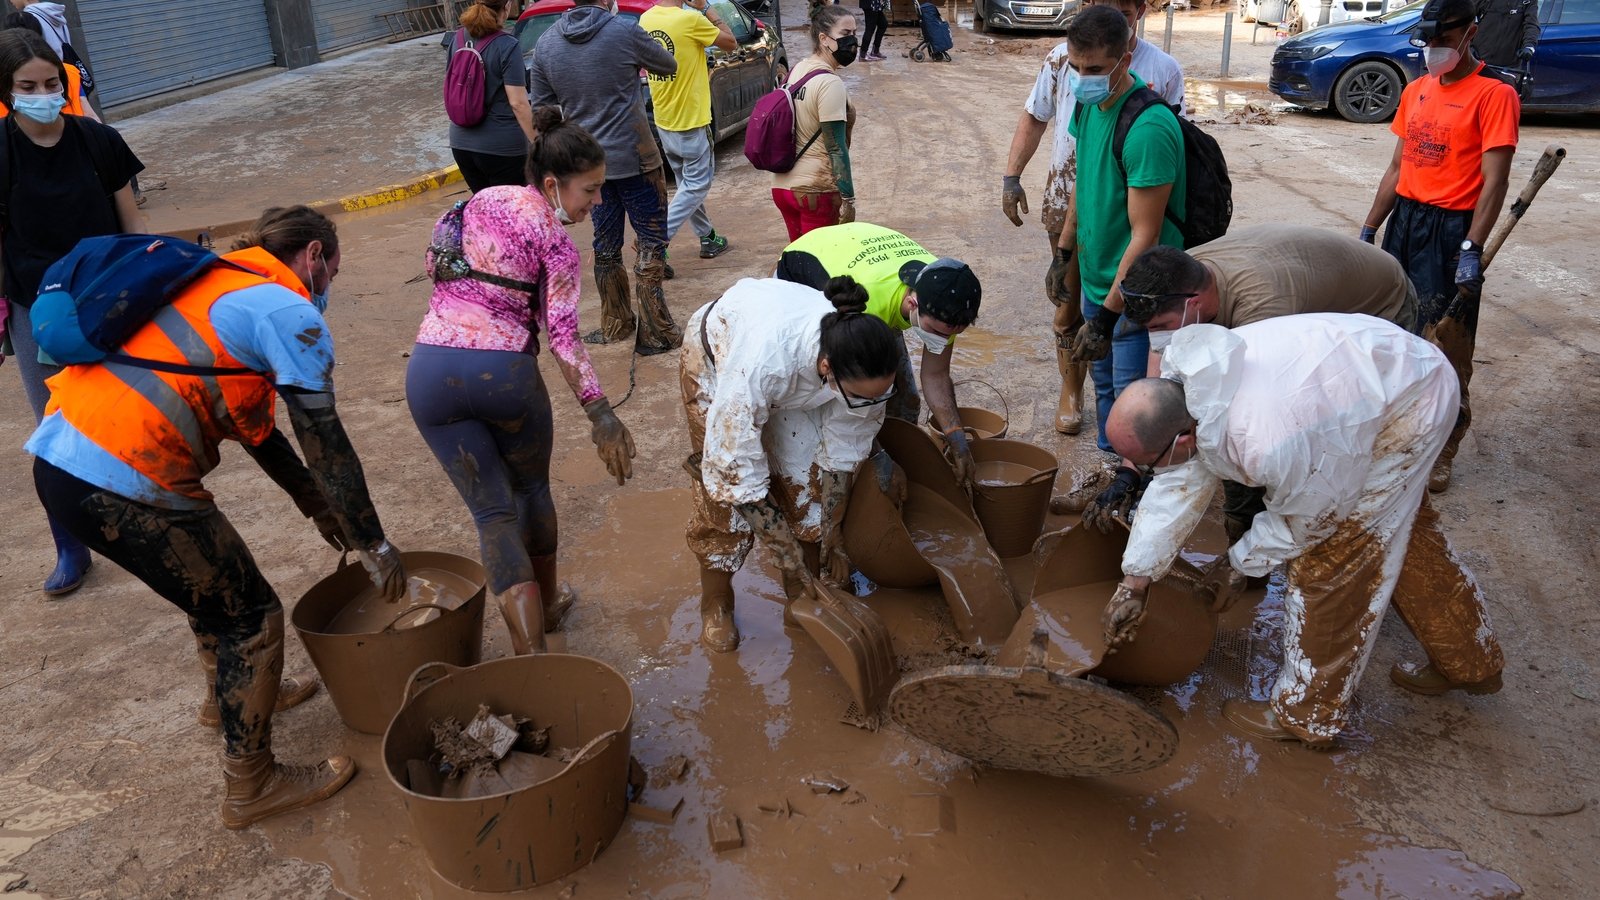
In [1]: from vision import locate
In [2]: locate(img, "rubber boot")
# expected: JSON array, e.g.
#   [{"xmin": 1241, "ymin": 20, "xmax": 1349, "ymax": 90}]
[
  {"xmin": 586, "ymin": 252, "xmax": 635, "ymax": 344},
  {"xmin": 1389, "ymin": 661, "xmax": 1503, "ymax": 696},
  {"xmin": 1055, "ymin": 346, "xmax": 1085, "ymax": 436},
  {"xmin": 43, "ymin": 513, "xmax": 91, "ymax": 596},
  {"xmin": 195, "ymin": 628, "xmax": 320, "ymax": 728},
  {"xmin": 633, "ymin": 245, "xmax": 683, "ymax": 357},
  {"xmin": 496, "ymin": 581, "xmax": 547, "ymax": 655},
  {"xmin": 530, "ymin": 554, "xmax": 577, "ymax": 633},
  {"xmin": 699, "ymin": 567, "xmax": 739, "ymax": 652},
  {"xmin": 1428, "ymin": 458, "xmax": 1452, "ymax": 494},
  {"xmin": 218, "ymin": 611, "xmax": 356, "ymax": 830}
]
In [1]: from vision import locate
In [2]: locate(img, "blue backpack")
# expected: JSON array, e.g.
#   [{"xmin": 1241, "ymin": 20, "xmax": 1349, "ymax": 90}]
[{"xmin": 31, "ymin": 234, "xmax": 254, "ymax": 373}]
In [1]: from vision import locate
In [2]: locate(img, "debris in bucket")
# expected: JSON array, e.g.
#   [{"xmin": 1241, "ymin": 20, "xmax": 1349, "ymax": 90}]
[
  {"xmin": 802, "ymin": 772, "xmax": 849, "ymax": 794},
  {"xmin": 410, "ymin": 705, "xmax": 568, "ymax": 799}
]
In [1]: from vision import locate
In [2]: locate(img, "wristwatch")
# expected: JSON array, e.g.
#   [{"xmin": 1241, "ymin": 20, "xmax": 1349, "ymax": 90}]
[{"xmin": 1461, "ymin": 239, "xmax": 1483, "ymax": 253}]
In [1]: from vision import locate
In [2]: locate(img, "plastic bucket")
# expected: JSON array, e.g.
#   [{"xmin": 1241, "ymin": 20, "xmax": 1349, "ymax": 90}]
[
  {"xmin": 970, "ymin": 439, "xmax": 1059, "ymax": 558},
  {"xmin": 958, "ymin": 406, "xmax": 1008, "ymax": 440},
  {"xmin": 843, "ymin": 454, "xmax": 937, "ymax": 588},
  {"xmin": 382, "ymin": 656, "xmax": 634, "ymax": 892},
  {"xmin": 290, "ymin": 551, "xmax": 486, "ymax": 735}
]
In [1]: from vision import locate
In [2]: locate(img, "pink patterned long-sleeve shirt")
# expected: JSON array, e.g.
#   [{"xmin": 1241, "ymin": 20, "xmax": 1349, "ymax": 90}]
[{"xmin": 416, "ymin": 185, "xmax": 604, "ymax": 405}]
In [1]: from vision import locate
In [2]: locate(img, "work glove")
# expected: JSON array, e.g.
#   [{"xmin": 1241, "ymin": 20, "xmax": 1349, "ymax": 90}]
[
  {"xmin": 736, "ymin": 499, "xmax": 812, "ymax": 597},
  {"xmin": 1081, "ymin": 466, "xmax": 1147, "ymax": 534},
  {"xmin": 1045, "ymin": 246, "xmax": 1075, "ymax": 308},
  {"xmin": 1455, "ymin": 247, "xmax": 1484, "ymax": 290},
  {"xmin": 1103, "ymin": 581, "xmax": 1148, "ymax": 649},
  {"xmin": 871, "ymin": 450, "xmax": 908, "ymax": 507},
  {"xmin": 584, "ymin": 398, "xmax": 636, "ymax": 486},
  {"xmin": 358, "ymin": 539, "xmax": 407, "ymax": 602},
  {"xmin": 1518, "ymin": 45, "xmax": 1535, "ymax": 60},
  {"xmin": 817, "ymin": 470, "xmax": 853, "ymax": 587},
  {"xmin": 944, "ymin": 427, "xmax": 977, "ymax": 490},
  {"xmin": 1197, "ymin": 556, "xmax": 1249, "ymax": 614},
  {"xmin": 1002, "ymin": 175, "xmax": 1028, "ymax": 227},
  {"xmin": 1070, "ymin": 303, "xmax": 1121, "ymax": 363},
  {"xmin": 837, "ymin": 197, "xmax": 856, "ymax": 226},
  {"xmin": 309, "ymin": 503, "xmax": 349, "ymax": 552},
  {"xmin": 1359, "ymin": 224, "xmax": 1377, "ymax": 244}
]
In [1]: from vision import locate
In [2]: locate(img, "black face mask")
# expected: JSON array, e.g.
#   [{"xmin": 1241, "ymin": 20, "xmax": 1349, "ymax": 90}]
[{"xmin": 831, "ymin": 34, "xmax": 858, "ymax": 67}]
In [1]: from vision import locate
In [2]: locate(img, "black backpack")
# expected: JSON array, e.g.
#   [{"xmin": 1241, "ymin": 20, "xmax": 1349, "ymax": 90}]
[{"xmin": 1077, "ymin": 87, "xmax": 1233, "ymax": 248}]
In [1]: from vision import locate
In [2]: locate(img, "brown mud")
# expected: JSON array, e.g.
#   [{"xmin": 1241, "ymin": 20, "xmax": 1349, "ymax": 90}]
[
  {"xmin": 326, "ymin": 568, "xmax": 475, "ymax": 635},
  {"xmin": 901, "ymin": 483, "xmax": 1019, "ymax": 646}
]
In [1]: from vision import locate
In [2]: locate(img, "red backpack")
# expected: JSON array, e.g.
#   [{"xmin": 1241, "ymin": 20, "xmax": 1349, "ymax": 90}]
[
  {"xmin": 444, "ymin": 28, "xmax": 509, "ymax": 128},
  {"xmin": 743, "ymin": 68, "xmax": 830, "ymax": 173}
]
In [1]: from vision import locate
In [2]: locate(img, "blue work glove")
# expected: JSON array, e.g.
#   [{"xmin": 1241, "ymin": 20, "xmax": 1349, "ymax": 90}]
[
  {"xmin": 1455, "ymin": 248, "xmax": 1484, "ymax": 289},
  {"xmin": 1359, "ymin": 224, "xmax": 1377, "ymax": 244}
]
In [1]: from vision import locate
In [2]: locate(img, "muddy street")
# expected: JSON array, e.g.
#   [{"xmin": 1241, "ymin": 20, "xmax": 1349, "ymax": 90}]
[{"xmin": 2, "ymin": 3, "xmax": 1598, "ymax": 897}]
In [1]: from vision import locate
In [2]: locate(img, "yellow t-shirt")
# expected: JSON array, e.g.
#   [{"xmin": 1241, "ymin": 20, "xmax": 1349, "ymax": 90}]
[
  {"xmin": 781, "ymin": 223, "xmax": 935, "ymax": 331},
  {"xmin": 641, "ymin": 5, "xmax": 721, "ymax": 133}
]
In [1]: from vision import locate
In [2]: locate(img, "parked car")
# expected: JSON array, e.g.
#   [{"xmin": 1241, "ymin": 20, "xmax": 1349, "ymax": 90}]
[
  {"xmin": 515, "ymin": 0, "xmax": 788, "ymax": 144},
  {"xmin": 974, "ymin": 0, "xmax": 1079, "ymax": 34},
  {"xmin": 1270, "ymin": 0, "xmax": 1600, "ymax": 123},
  {"xmin": 1244, "ymin": 0, "xmax": 1409, "ymax": 34}
]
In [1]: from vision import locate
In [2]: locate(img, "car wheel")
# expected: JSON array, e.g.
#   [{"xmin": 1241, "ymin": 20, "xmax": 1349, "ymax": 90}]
[
  {"xmin": 774, "ymin": 59, "xmax": 789, "ymax": 89},
  {"xmin": 1332, "ymin": 60, "xmax": 1403, "ymax": 123}
]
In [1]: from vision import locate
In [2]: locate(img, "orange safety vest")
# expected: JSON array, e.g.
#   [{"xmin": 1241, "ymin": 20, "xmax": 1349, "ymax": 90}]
[
  {"xmin": 0, "ymin": 65, "xmax": 87, "ymax": 118},
  {"xmin": 44, "ymin": 247, "xmax": 315, "ymax": 502}
]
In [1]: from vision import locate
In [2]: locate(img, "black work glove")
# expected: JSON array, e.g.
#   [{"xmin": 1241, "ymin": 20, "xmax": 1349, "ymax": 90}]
[
  {"xmin": 1518, "ymin": 45, "xmax": 1535, "ymax": 60},
  {"xmin": 1070, "ymin": 303, "xmax": 1122, "ymax": 363},
  {"xmin": 1081, "ymin": 466, "xmax": 1147, "ymax": 534},
  {"xmin": 584, "ymin": 398, "xmax": 636, "ymax": 486},
  {"xmin": 1045, "ymin": 246, "xmax": 1075, "ymax": 308},
  {"xmin": 1002, "ymin": 175, "xmax": 1028, "ymax": 227}
]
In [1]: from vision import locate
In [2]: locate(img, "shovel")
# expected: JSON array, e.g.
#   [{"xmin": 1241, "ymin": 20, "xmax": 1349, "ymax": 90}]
[
  {"xmin": 789, "ymin": 573, "xmax": 898, "ymax": 715},
  {"xmin": 1423, "ymin": 143, "xmax": 1566, "ymax": 372}
]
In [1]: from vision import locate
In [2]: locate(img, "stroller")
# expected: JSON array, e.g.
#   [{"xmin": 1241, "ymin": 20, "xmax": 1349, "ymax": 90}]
[{"xmin": 911, "ymin": 2, "xmax": 954, "ymax": 62}]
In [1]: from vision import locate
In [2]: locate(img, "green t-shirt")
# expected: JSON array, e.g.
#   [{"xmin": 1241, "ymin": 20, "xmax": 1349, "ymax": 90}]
[
  {"xmin": 1068, "ymin": 76, "xmax": 1186, "ymax": 307},
  {"xmin": 780, "ymin": 223, "xmax": 935, "ymax": 332}
]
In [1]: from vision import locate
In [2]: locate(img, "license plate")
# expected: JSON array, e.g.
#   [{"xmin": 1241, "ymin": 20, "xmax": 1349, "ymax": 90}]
[{"xmin": 1019, "ymin": 4, "xmax": 1058, "ymax": 14}]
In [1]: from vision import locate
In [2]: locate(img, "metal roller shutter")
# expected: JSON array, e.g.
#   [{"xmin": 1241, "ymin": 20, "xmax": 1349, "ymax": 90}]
[
  {"xmin": 313, "ymin": 0, "xmax": 394, "ymax": 52},
  {"xmin": 77, "ymin": 0, "xmax": 276, "ymax": 107}
]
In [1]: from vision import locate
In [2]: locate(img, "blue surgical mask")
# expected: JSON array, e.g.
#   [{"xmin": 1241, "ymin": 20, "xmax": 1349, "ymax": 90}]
[
  {"xmin": 312, "ymin": 255, "xmax": 331, "ymax": 313},
  {"xmin": 1068, "ymin": 69, "xmax": 1112, "ymax": 105},
  {"xmin": 13, "ymin": 91, "xmax": 66, "ymax": 125}
]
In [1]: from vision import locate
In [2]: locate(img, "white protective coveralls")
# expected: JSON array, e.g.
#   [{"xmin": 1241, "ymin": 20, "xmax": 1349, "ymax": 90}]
[
  {"xmin": 681, "ymin": 278, "xmax": 887, "ymax": 572},
  {"xmin": 1124, "ymin": 315, "xmax": 1504, "ymax": 741}
]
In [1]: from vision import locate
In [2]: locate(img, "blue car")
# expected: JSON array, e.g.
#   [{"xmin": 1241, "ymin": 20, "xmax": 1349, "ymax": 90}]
[{"xmin": 1270, "ymin": 0, "xmax": 1600, "ymax": 123}]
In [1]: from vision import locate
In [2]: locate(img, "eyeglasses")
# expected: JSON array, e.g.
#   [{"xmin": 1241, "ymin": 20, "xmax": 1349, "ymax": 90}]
[
  {"xmin": 1136, "ymin": 429, "xmax": 1189, "ymax": 477},
  {"xmin": 839, "ymin": 381, "xmax": 897, "ymax": 409}
]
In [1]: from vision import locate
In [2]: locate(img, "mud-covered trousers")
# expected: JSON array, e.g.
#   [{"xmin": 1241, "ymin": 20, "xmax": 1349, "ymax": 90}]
[
  {"xmin": 591, "ymin": 168, "xmax": 681, "ymax": 352},
  {"xmin": 679, "ymin": 326, "xmax": 829, "ymax": 573},
  {"xmin": 34, "ymin": 459, "xmax": 282, "ymax": 757},
  {"xmin": 1270, "ymin": 380, "xmax": 1504, "ymax": 742},
  {"xmin": 1382, "ymin": 195, "xmax": 1477, "ymax": 468},
  {"xmin": 406, "ymin": 343, "xmax": 555, "ymax": 593}
]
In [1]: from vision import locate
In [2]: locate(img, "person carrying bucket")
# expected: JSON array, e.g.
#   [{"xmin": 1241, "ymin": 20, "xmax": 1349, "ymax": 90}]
[
  {"xmin": 682, "ymin": 275, "xmax": 901, "ymax": 652},
  {"xmin": 774, "ymin": 222, "xmax": 984, "ymax": 486},
  {"xmin": 1102, "ymin": 315, "xmax": 1505, "ymax": 748},
  {"xmin": 409, "ymin": 107, "xmax": 635, "ymax": 656},
  {"xmin": 26, "ymin": 206, "xmax": 407, "ymax": 829}
]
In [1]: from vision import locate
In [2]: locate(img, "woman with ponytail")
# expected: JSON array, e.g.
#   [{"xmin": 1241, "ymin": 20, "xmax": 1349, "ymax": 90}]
[
  {"xmin": 409, "ymin": 106, "xmax": 635, "ymax": 656},
  {"xmin": 680, "ymin": 274, "xmax": 900, "ymax": 653},
  {"xmin": 446, "ymin": 0, "xmax": 536, "ymax": 191}
]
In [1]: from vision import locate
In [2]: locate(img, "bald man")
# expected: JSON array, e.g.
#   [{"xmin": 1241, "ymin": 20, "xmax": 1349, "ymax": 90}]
[{"xmin": 1102, "ymin": 315, "xmax": 1503, "ymax": 748}]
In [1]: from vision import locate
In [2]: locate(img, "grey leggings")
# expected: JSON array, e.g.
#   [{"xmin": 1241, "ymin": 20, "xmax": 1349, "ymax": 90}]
[{"xmin": 405, "ymin": 343, "xmax": 555, "ymax": 592}]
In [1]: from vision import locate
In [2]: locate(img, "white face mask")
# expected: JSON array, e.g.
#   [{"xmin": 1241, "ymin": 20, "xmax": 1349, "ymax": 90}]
[
  {"xmin": 545, "ymin": 183, "xmax": 574, "ymax": 225},
  {"xmin": 1425, "ymin": 32, "xmax": 1469, "ymax": 77},
  {"xmin": 911, "ymin": 325, "xmax": 949, "ymax": 355},
  {"xmin": 1146, "ymin": 298, "xmax": 1195, "ymax": 352}
]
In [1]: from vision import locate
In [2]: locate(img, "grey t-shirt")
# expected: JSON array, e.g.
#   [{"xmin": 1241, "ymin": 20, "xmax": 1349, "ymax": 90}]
[{"xmin": 446, "ymin": 28, "xmax": 530, "ymax": 158}]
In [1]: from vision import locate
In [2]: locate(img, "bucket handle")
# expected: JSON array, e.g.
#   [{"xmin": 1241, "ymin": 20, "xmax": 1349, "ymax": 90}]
[
  {"xmin": 561, "ymin": 728, "xmax": 622, "ymax": 774},
  {"xmin": 953, "ymin": 378, "xmax": 1010, "ymax": 425},
  {"xmin": 380, "ymin": 602, "xmax": 457, "ymax": 633},
  {"xmin": 401, "ymin": 661, "xmax": 463, "ymax": 704}
]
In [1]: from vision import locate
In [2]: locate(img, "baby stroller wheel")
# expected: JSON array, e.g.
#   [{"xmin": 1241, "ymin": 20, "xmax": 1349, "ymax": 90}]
[{"xmin": 911, "ymin": 46, "xmax": 926, "ymax": 61}]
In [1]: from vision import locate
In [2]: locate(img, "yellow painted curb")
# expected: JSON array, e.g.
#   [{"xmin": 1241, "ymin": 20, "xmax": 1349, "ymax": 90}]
[{"xmin": 316, "ymin": 165, "xmax": 465, "ymax": 214}]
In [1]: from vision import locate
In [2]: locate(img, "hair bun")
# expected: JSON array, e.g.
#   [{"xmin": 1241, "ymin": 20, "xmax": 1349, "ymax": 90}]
[
  {"xmin": 531, "ymin": 105, "xmax": 565, "ymax": 135},
  {"xmin": 823, "ymin": 275, "xmax": 868, "ymax": 314}
]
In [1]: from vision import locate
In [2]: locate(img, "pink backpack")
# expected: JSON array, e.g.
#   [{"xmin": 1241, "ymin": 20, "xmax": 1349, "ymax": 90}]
[
  {"xmin": 444, "ymin": 28, "xmax": 509, "ymax": 128},
  {"xmin": 743, "ymin": 68, "xmax": 830, "ymax": 173}
]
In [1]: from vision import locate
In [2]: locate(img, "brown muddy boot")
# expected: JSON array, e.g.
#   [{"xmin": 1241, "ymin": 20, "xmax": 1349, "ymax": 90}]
[
  {"xmin": 1428, "ymin": 458, "xmax": 1452, "ymax": 493},
  {"xmin": 699, "ymin": 567, "xmax": 739, "ymax": 652},
  {"xmin": 496, "ymin": 581, "xmax": 547, "ymax": 655},
  {"xmin": 1221, "ymin": 699, "xmax": 1336, "ymax": 751},
  {"xmin": 194, "ymin": 629, "xmax": 320, "ymax": 728},
  {"xmin": 221, "ymin": 751, "xmax": 356, "ymax": 831},
  {"xmin": 633, "ymin": 246, "xmax": 682, "ymax": 357},
  {"xmin": 1055, "ymin": 347, "xmax": 1085, "ymax": 435},
  {"xmin": 585, "ymin": 252, "xmax": 635, "ymax": 344},
  {"xmin": 1389, "ymin": 661, "xmax": 1503, "ymax": 697},
  {"xmin": 530, "ymin": 554, "xmax": 577, "ymax": 633}
]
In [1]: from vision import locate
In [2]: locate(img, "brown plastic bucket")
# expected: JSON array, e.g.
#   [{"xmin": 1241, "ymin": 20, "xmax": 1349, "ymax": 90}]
[
  {"xmin": 842, "ymin": 454, "xmax": 937, "ymax": 588},
  {"xmin": 382, "ymin": 656, "xmax": 634, "ymax": 892},
  {"xmin": 291, "ymin": 551, "xmax": 486, "ymax": 735},
  {"xmin": 970, "ymin": 439, "xmax": 1059, "ymax": 558}
]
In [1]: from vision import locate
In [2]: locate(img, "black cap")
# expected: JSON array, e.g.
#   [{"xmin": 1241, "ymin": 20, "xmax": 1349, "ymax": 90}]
[
  {"xmin": 774, "ymin": 250, "xmax": 831, "ymax": 291},
  {"xmin": 900, "ymin": 258, "xmax": 982, "ymax": 325},
  {"xmin": 1414, "ymin": 0, "xmax": 1475, "ymax": 42}
]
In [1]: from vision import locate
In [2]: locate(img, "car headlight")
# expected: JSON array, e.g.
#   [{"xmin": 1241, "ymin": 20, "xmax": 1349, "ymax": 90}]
[{"xmin": 1278, "ymin": 40, "xmax": 1344, "ymax": 60}]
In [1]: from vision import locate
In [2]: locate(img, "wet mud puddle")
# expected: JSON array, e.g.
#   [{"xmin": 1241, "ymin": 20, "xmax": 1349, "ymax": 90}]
[
  {"xmin": 1001, "ymin": 582, "xmax": 1120, "ymax": 674},
  {"xmin": 326, "ymin": 569, "xmax": 474, "ymax": 634},
  {"xmin": 901, "ymin": 483, "xmax": 1017, "ymax": 645},
  {"xmin": 974, "ymin": 459, "xmax": 1035, "ymax": 487}
]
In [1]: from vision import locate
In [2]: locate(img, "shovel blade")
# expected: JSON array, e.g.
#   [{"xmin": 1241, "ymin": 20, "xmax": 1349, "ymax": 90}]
[{"xmin": 792, "ymin": 588, "xmax": 897, "ymax": 714}]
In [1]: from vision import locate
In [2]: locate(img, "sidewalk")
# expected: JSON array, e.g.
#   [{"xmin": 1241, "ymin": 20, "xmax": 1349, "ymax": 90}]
[{"xmin": 118, "ymin": 35, "xmax": 454, "ymax": 237}]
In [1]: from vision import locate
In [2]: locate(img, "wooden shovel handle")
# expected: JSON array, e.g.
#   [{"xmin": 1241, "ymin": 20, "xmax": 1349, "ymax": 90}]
[{"xmin": 1482, "ymin": 143, "xmax": 1566, "ymax": 271}]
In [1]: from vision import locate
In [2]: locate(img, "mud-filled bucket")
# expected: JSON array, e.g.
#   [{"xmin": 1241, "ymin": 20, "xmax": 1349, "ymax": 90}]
[
  {"xmin": 382, "ymin": 656, "xmax": 634, "ymax": 892},
  {"xmin": 291, "ymin": 551, "xmax": 486, "ymax": 734},
  {"xmin": 970, "ymin": 439, "xmax": 1059, "ymax": 558}
]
